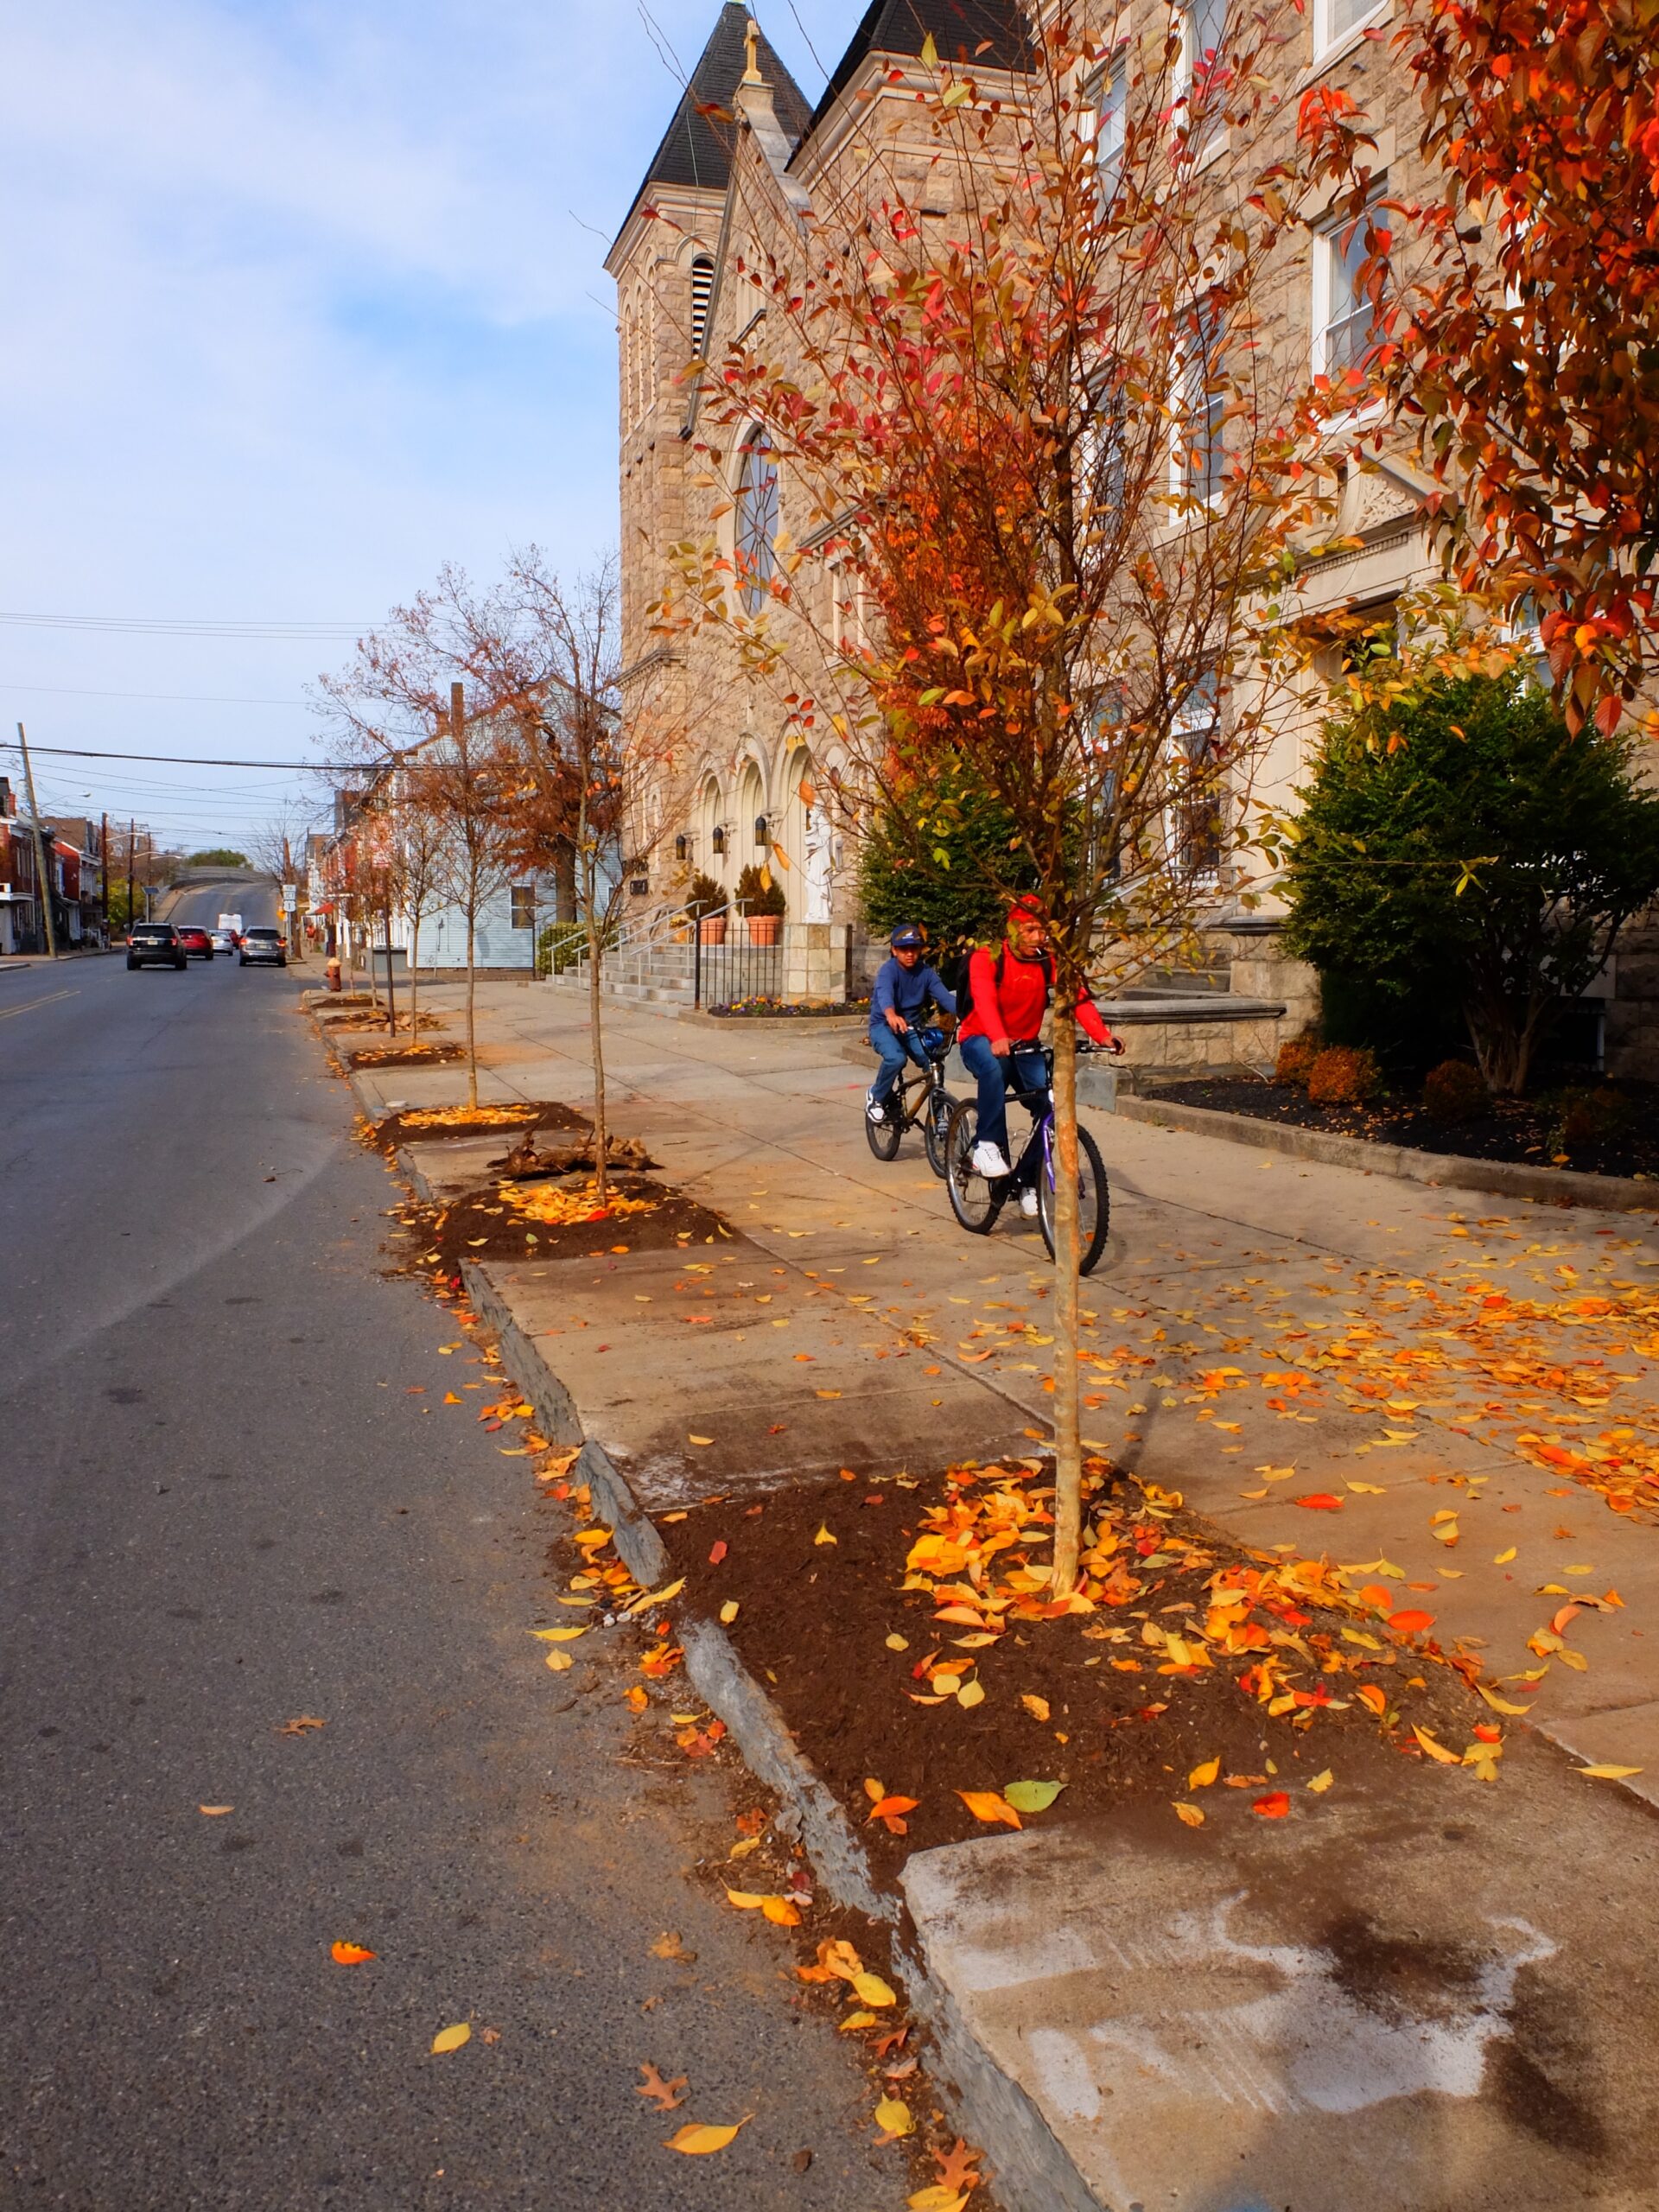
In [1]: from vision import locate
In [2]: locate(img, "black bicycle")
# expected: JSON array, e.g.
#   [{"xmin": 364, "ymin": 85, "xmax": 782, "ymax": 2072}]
[
  {"xmin": 866, "ymin": 1024, "xmax": 958, "ymax": 1179},
  {"xmin": 944, "ymin": 1044, "xmax": 1111, "ymax": 1272}
]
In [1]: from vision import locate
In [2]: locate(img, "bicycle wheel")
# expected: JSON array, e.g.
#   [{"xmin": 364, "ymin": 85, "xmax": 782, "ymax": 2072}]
[
  {"xmin": 1038, "ymin": 1121, "xmax": 1110, "ymax": 1275},
  {"xmin": 923, "ymin": 1087, "xmax": 958, "ymax": 1179},
  {"xmin": 944, "ymin": 1098, "xmax": 1004, "ymax": 1235},
  {"xmin": 864, "ymin": 1083, "xmax": 903, "ymax": 1162}
]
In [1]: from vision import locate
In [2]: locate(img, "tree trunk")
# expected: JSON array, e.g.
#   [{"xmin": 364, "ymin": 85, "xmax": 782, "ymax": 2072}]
[
  {"xmin": 554, "ymin": 839, "xmax": 577, "ymax": 925},
  {"xmin": 1049, "ymin": 1005, "xmax": 1084, "ymax": 1593},
  {"xmin": 465, "ymin": 909, "xmax": 479, "ymax": 1109},
  {"xmin": 585, "ymin": 856, "xmax": 608, "ymax": 1205}
]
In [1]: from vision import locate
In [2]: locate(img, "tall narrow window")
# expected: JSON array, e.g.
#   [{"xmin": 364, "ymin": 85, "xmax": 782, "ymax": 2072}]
[
  {"xmin": 1175, "ymin": 0, "xmax": 1228, "ymax": 115},
  {"xmin": 510, "ymin": 886, "xmax": 536, "ymax": 930},
  {"xmin": 1078, "ymin": 58, "xmax": 1125, "ymax": 199},
  {"xmin": 689, "ymin": 254, "xmax": 715, "ymax": 359},
  {"xmin": 1171, "ymin": 669, "xmax": 1224, "ymax": 880},
  {"xmin": 1313, "ymin": 0, "xmax": 1384, "ymax": 57},
  {"xmin": 1173, "ymin": 297, "xmax": 1225, "ymax": 504},
  {"xmin": 1313, "ymin": 208, "xmax": 1382, "ymax": 385},
  {"xmin": 734, "ymin": 424, "xmax": 779, "ymax": 613}
]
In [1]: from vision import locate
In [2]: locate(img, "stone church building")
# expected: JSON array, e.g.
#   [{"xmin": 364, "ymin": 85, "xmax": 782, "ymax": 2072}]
[{"xmin": 606, "ymin": 1, "xmax": 1659, "ymax": 1074}]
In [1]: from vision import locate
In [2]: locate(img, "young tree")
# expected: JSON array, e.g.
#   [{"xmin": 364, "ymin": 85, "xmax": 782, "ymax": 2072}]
[
  {"xmin": 1300, "ymin": 0, "xmax": 1659, "ymax": 730},
  {"xmin": 658, "ymin": 8, "xmax": 1344, "ymax": 1586},
  {"xmin": 1283, "ymin": 671, "xmax": 1659, "ymax": 1091}
]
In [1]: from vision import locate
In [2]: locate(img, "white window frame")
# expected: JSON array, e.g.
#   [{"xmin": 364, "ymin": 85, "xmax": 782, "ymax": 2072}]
[
  {"xmin": 1166, "ymin": 670, "xmax": 1225, "ymax": 887},
  {"xmin": 1077, "ymin": 54, "xmax": 1126, "ymax": 197},
  {"xmin": 1311, "ymin": 209, "xmax": 1379, "ymax": 389},
  {"xmin": 1313, "ymin": 0, "xmax": 1389, "ymax": 63},
  {"xmin": 1168, "ymin": 297, "xmax": 1226, "ymax": 508},
  {"xmin": 1173, "ymin": 0, "xmax": 1228, "ymax": 149}
]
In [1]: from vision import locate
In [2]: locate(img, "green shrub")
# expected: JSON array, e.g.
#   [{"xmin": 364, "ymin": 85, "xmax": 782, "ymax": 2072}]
[
  {"xmin": 1274, "ymin": 1035, "xmax": 1321, "ymax": 1088},
  {"xmin": 734, "ymin": 862, "xmax": 785, "ymax": 918},
  {"xmin": 1283, "ymin": 672, "xmax": 1659, "ymax": 1094},
  {"xmin": 1556, "ymin": 1085, "xmax": 1633, "ymax": 1148},
  {"xmin": 1421, "ymin": 1058, "xmax": 1490, "ymax": 1123},
  {"xmin": 1306, "ymin": 1045, "xmax": 1381, "ymax": 1106},
  {"xmin": 857, "ymin": 764, "xmax": 1033, "ymax": 948}
]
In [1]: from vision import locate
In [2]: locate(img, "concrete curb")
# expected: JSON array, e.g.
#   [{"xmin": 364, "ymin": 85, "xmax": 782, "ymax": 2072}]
[
  {"xmin": 1116, "ymin": 1090, "xmax": 1659, "ymax": 1214},
  {"xmin": 677, "ymin": 1007, "xmax": 868, "ymax": 1031},
  {"xmin": 448, "ymin": 1248, "xmax": 1108, "ymax": 2212}
]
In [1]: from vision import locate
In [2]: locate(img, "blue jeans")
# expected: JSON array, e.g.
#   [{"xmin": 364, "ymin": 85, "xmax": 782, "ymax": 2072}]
[
  {"xmin": 959, "ymin": 1035, "xmax": 1047, "ymax": 1162},
  {"xmin": 868, "ymin": 1022, "xmax": 933, "ymax": 1108}
]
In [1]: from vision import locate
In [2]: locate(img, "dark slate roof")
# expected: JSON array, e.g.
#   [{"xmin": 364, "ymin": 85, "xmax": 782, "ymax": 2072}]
[
  {"xmin": 614, "ymin": 4, "xmax": 814, "ymax": 243},
  {"xmin": 797, "ymin": 0, "xmax": 1031, "ymax": 146}
]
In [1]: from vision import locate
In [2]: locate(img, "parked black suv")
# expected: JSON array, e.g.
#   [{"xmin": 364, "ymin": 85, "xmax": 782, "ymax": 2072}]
[{"xmin": 127, "ymin": 923, "xmax": 187, "ymax": 971}]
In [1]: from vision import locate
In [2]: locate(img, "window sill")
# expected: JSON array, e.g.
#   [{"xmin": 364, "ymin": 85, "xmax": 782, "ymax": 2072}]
[{"xmin": 1296, "ymin": 2, "xmax": 1394, "ymax": 92}]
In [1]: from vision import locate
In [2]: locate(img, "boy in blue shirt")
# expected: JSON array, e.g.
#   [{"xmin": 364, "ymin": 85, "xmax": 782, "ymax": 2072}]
[{"xmin": 867, "ymin": 925, "xmax": 957, "ymax": 1122}]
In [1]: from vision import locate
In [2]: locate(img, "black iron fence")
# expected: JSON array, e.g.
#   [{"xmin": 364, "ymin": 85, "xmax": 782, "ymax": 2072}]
[{"xmin": 692, "ymin": 924, "xmax": 785, "ymax": 1009}]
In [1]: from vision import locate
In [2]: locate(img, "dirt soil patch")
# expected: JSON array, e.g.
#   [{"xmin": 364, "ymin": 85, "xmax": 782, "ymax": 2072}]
[
  {"xmin": 658, "ymin": 1461, "xmax": 1497, "ymax": 1878},
  {"xmin": 411, "ymin": 1173, "xmax": 733, "ymax": 1269},
  {"xmin": 348, "ymin": 1042, "xmax": 466, "ymax": 1071},
  {"xmin": 1155, "ymin": 1073, "xmax": 1659, "ymax": 1182},
  {"xmin": 364, "ymin": 1101, "xmax": 588, "ymax": 1153}
]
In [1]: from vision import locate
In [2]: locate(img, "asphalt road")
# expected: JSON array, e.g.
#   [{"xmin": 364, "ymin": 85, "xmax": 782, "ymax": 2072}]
[{"xmin": 0, "ymin": 894, "xmax": 894, "ymax": 2210}]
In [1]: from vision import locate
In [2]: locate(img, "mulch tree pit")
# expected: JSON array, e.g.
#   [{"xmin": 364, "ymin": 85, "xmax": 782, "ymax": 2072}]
[
  {"xmin": 1154, "ymin": 1073, "xmax": 1659, "ymax": 1182},
  {"xmin": 658, "ymin": 1461, "xmax": 1496, "ymax": 1877},
  {"xmin": 348, "ymin": 1042, "xmax": 466, "ymax": 1071},
  {"xmin": 408, "ymin": 1173, "xmax": 734, "ymax": 1270},
  {"xmin": 365, "ymin": 1102, "xmax": 588, "ymax": 1153}
]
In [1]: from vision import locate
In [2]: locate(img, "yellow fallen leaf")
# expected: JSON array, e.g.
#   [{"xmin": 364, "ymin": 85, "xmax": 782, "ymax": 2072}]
[
  {"xmin": 530, "ymin": 1626, "xmax": 586, "ymax": 1643},
  {"xmin": 840, "ymin": 2010, "xmax": 877, "ymax": 2031},
  {"xmin": 886, "ymin": 1633, "xmax": 909, "ymax": 1651},
  {"xmin": 728, "ymin": 1834, "xmax": 760, "ymax": 1859},
  {"xmin": 909, "ymin": 2191, "xmax": 971, "ymax": 2212},
  {"xmin": 1020, "ymin": 1694, "xmax": 1051, "ymax": 1722},
  {"xmin": 957, "ymin": 1679, "xmax": 985, "ymax": 1709},
  {"xmin": 851, "ymin": 1972, "xmax": 897, "ymax": 2008},
  {"xmin": 1307, "ymin": 1770, "xmax": 1334, "ymax": 1794},
  {"xmin": 1173, "ymin": 1802, "xmax": 1205, "ymax": 1827},
  {"xmin": 1346, "ymin": 1481, "xmax": 1388, "ymax": 1495},
  {"xmin": 688, "ymin": 1435, "xmax": 715, "ymax": 1446},
  {"xmin": 725, "ymin": 1889, "xmax": 768, "ymax": 1909},
  {"xmin": 814, "ymin": 1524, "xmax": 838, "ymax": 1546},
  {"xmin": 874, "ymin": 2095, "xmax": 912, "ymax": 2140},
  {"xmin": 761, "ymin": 1897, "xmax": 802, "ymax": 1926},
  {"xmin": 1413, "ymin": 1725, "xmax": 1461, "ymax": 1765},
  {"xmin": 1577, "ymin": 1764, "xmax": 1643, "ymax": 1780},
  {"xmin": 664, "ymin": 2119, "xmax": 750, "ymax": 2154},
  {"xmin": 544, "ymin": 1649, "xmax": 575, "ymax": 1672},
  {"xmin": 430, "ymin": 2023, "xmax": 471, "ymax": 2054},
  {"xmin": 1477, "ymin": 1683, "xmax": 1534, "ymax": 1716},
  {"xmin": 198, "ymin": 1805, "xmax": 233, "ymax": 1816},
  {"xmin": 1494, "ymin": 1547, "xmax": 1517, "ymax": 1564},
  {"xmin": 1188, "ymin": 1757, "xmax": 1220, "ymax": 1790},
  {"xmin": 719, "ymin": 1600, "xmax": 740, "ymax": 1624}
]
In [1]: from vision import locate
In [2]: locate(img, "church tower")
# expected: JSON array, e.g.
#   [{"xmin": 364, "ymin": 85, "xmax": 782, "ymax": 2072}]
[{"xmin": 605, "ymin": 6, "xmax": 810, "ymax": 677}]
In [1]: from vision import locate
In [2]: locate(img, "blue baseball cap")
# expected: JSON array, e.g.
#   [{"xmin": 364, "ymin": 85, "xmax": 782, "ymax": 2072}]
[{"xmin": 890, "ymin": 925, "xmax": 926, "ymax": 950}]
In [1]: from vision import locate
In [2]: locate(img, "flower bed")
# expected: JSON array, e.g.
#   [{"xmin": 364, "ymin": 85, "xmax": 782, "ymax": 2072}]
[{"xmin": 708, "ymin": 995, "xmax": 871, "ymax": 1019}]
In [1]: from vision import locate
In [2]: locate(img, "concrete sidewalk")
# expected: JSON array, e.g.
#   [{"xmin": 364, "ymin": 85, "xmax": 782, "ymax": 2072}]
[{"xmin": 336, "ymin": 980, "xmax": 1659, "ymax": 2212}]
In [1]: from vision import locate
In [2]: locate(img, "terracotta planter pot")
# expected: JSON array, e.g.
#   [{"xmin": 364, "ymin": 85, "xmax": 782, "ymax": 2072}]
[
  {"xmin": 698, "ymin": 914, "xmax": 728, "ymax": 944},
  {"xmin": 746, "ymin": 914, "xmax": 781, "ymax": 946}
]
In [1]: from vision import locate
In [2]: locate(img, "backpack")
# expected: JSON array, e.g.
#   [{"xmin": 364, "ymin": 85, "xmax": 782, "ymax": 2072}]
[{"xmin": 942, "ymin": 944, "xmax": 1052, "ymax": 1023}]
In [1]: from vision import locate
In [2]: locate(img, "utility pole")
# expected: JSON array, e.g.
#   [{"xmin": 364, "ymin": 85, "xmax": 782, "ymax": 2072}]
[
  {"xmin": 16, "ymin": 724, "xmax": 58, "ymax": 959},
  {"xmin": 126, "ymin": 820, "xmax": 136, "ymax": 938},
  {"xmin": 99, "ymin": 810, "xmax": 109, "ymax": 943}
]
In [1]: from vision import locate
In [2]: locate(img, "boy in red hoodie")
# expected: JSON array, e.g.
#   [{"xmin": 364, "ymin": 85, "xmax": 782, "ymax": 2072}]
[{"xmin": 957, "ymin": 898, "xmax": 1120, "ymax": 1206}]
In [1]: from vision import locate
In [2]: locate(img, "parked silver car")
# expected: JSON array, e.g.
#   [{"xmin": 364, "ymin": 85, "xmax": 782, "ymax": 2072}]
[{"xmin": 238, "ymin": 926, "xmax": 288, "ymax": 969}]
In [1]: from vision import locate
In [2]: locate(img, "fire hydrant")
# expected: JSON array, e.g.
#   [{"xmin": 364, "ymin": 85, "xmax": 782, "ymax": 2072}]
[{"xmin": 326, "ymin": 956, "xmax": 342, "ymax": 992}]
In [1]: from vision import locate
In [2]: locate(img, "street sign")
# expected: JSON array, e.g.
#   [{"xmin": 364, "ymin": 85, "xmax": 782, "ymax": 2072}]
[{"xmin": 281, "ymin": 882, "xmax": 297, "ymax": 909}]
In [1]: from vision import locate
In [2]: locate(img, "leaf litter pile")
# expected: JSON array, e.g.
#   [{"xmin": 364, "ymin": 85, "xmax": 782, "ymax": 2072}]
[
  {"xmin": 659, "ymin": 1456, "xmax": 1512, "ymax": 1867},
  {"xmin": 357, "ymin": 1100, "xmax": 588, "ymax": 1154}
]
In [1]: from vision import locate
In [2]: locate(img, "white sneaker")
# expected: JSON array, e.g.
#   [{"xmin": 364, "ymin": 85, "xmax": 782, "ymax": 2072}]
[
  {"xmin": 866, "ymin": 1091, "xmax": 887, "ymax": 1124},
  {"xmin": 971, "ymin": 1140, "xmax": 1012, "ymax": 1179},
  {"xmin": 1019, "ymin": 1187, "xmax": 1039, "ymax": 1217}
]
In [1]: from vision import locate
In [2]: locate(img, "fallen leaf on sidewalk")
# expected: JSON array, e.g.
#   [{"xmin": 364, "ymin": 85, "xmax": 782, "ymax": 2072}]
[
  {"xmin": 430, "ymin": 2024, "xmax": 470, "ymax": 2054},
  {"xmin": 1577, "ymin": 1764, "xmax": 1643, "ymax": 1780},
  {"xmin": 649, "ymin": 1932, "xmax": 695, "ymax": 1962},
  {"xmin": 798, "ymin": 1938, "xmax": 864, "ymax": 1984},
  {"xmin": 1294, "ymin": 1493, "xmax": 1344, "ymax": 1511},
  {"xmin": 874, "ymin": 2095, "xmax": 912, "ymax": 2143},
  {"xmin": 198, "ymin": 1805, "xmax": 233, "ymax": 1816},
  {"xmin": 840, "ymin": 2010, "xmax": 876, "ymax": 2031},
  {"xmin": 1252, "ymin": 1792, "xmax": 1290, "ymax": 1817},
  {"xmin": 1389, "ymin": 1609, "xmax": 1435, "ymax": 1633},
  {"xmin": 928, "ymin": 2139, "xmax": 982, "ymax": 2196},
  {"xmin": 331, "ymin": 1942, "xmax": 376, "ymax": 1965},
  {"xmin": 664, "ymin": 2119, "xmax": 750, "ymax": 2155},
  {"xmin": 851, "ymin": 1971, "xmax": 897, "ymax": 2008},
  {"xmin": 1187, "ymin": 1756, "xmax": 1220, "ymax": 1789},
  {"xmin": 688, "ymin": 1434, "xmax": 714, "ymax": 1446},
  {"xmin": 530, "ymin": 1626, "xmax": 586, "ymax": 1643},
  {"xmin": 907, "ymin": 2192, "xmax": 969, "ymax": 2212},
  {"xmin": 957, "ymin": 1790, "xmax": 1020, "ymax": 1828},
  {"xmin": 275, "ymin": 1716, "xmax": 326, "ymax": 1735},
  {"xmin": 724, "ymin": 1889, "xmax": 801, "ymax": 1925},
  {"xmin": 1173, "ymin": 1802, "xmax": 1205, "ymax": 1827},
  {"xmin": 1307, "ymin": 1770, "xmax": 1334, "ymax": 1794},
  {"xmin": 635, "ymin": 2062, "xmax": 687, "ymax": 2112},
  {"xmin": 1412, "ymin": 1726, "xmax": 1461, "ymax": 1765}
]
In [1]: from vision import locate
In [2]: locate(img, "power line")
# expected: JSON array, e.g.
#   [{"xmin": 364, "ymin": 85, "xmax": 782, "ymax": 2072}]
[
  {"xmin": 7, "ymin": 743, "xmax": 344, "ymax": 768},
  {"xmin": 0, "ymin": 612, "xmax": 366, "ymax": 639},
  {"xmin": 2, "ymin": 681, "xmax": 314, "ymax": 706}
]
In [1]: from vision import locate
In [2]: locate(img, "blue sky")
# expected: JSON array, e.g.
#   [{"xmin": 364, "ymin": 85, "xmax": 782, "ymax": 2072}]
[{"xmin": 0, "ymin": 0, "xmax": 846, "ymax": 851}]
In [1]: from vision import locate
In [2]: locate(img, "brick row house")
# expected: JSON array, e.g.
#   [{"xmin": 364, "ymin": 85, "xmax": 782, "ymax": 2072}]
[
  {"xmin": 607, "ymin": 0, "xmax": 1658, "ymax": 1071},
  {"xmin": 0, "ymin": 782, "xmax": 105, "ymax": 953}
]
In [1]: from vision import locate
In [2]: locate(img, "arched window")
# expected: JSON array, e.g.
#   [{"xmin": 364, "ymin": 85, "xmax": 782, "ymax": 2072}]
[
  {"xmin": 689, "ymin": 254, "xmax": 715, "ymax": 359},
  {"xmin": 734, "ymin": 424, "xmax": 779, "ymax": 613}
]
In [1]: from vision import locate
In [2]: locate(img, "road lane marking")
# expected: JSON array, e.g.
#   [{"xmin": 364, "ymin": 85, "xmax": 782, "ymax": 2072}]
[{"xmin": 0, "ymin": 988, "xmax": 79, "ymax": 1020}]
